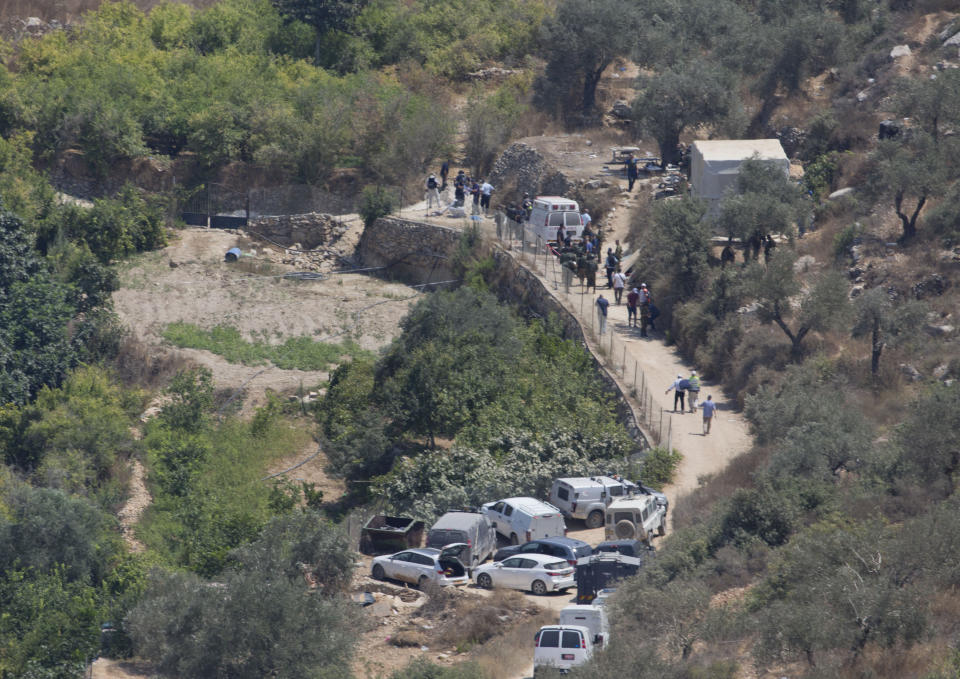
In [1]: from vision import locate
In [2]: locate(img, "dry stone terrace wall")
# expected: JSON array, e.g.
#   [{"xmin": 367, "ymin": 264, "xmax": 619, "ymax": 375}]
[
  {"xmin": 357, "ymin": 216, "xmax": 649, "ymax": 452},
  {"xmin": 357, "ymin": 217, "xmax": 462, "ymax": 284},
  {"xmin": 247, "ymin": 212, "xmax": 342, "ymax": 249}
]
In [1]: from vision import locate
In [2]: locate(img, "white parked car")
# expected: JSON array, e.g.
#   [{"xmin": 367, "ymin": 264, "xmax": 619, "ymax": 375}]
[
  {"xmin": 533, "ymin": 625, "xmax": 594, "ymax": 675},
  {"xmin": 472, "ymin": 553, "xmax": 575, "ymax": 595},
  {"xmin": 371, "ymin": 545, "xmax": 469, "ymax": 589},
  {"xmin": 481, "ymin": 497, "xmax": 566, "ymax": 545}
]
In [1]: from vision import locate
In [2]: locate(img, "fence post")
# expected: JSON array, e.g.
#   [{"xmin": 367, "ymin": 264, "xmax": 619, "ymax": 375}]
[
  {"xmin": 658, "ymin": 409, "xmax": 664, "ymax": 446},
  {"xmin": 622, "ymin": 345, "xmax": 626, "ymax": 375},
  {"xmin": 633, "ymin": 360, "xmax": 638, "ymax": 391}
]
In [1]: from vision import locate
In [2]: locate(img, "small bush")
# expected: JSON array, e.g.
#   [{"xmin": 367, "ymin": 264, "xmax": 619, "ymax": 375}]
[
  {"xmin": 641, "ymin": 446, "xmax": 682, "ymax": 489},
  {"xmin": 359, "ymin": 186, "xmax": 396, "ymax": 228}
]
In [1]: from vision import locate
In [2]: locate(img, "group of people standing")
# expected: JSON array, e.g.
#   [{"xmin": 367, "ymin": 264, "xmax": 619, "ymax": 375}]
[
  {"xmin": 426, "ymin": 162, "xmax": 494, "ymax": 216},
  {"xmin": 666, "ymin": 372, "xmax": 717, "ymax": 434}
]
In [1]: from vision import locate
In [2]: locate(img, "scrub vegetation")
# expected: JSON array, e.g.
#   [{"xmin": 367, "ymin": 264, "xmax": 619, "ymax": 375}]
[{"xmin": 3, "ymin": 0, "xmax": 960, "ymax": 677}]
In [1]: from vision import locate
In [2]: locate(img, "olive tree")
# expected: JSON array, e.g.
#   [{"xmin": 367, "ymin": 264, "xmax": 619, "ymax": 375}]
[
  {"xmin": 633, "ymin": 60, "xmax": 738, "ymax": 166},
  {"xmin": 535, "ymin": 0, "xmax": 641, "ymax": 119},
  {"xmin": 741, "ymin": 249, "xmax": 849, "ymax": 360},
  {"xmin": 851, "ymin": 287, "xmax": 927, "ymax": 376}
]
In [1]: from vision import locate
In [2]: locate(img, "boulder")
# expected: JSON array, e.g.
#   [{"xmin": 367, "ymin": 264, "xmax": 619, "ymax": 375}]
[
  {"xmin": 610, "ymin": 100, "xmax": 633, "ymax": 119},
  {"xmin": 913, "ymin": 273, "xmax": 949, "ymax": 299},
  {"xmin": 794, "ymin": 254, "xmax": 817, "ymax": 272},
  {"xmin": 925, "ymin": 324, "xmax": 955, "ymax": 337},
  {"xmin": 944, "ymin": 31, "xmax": 960, "ymax": 47},
  {"xmin": 890, "ymin": 44, "xmax": 911, "ymax": 59},
  {"xmin": 828, "ymin": 187, "xmax": 855, "ymax": 200},
  {"xmin": 900, "ymin": 363, "xmax": 922, "ymax": 382}
]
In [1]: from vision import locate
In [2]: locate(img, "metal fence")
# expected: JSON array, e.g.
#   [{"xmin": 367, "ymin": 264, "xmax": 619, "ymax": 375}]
[{"xmin": 493, "ymin": 214, "xmax": 672, "ymax": 450}]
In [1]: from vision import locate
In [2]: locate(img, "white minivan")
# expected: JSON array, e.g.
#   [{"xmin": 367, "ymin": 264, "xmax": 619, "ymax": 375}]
[
  {"xmin": 560, "ymin": 604, "xmax": 610, "ymax": 648},
  {"xmin": 533, "ymin": 625, "xmax": 594, "ymax": 675},
  {"xmin": 481, "ymin": 497, "xmax": 566, "ymax": 545},
  {"xmin": 528, "ymin": 196, "xmax": 583, "ymax": 245}
]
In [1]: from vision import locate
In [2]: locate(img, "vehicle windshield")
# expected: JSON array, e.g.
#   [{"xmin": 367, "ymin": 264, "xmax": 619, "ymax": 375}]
[
  {"xmin": 539, "ymin": 630, "xmax": 560, "ymax": 647},
  {"xmin": 564, "ymin": 213, "xmax": 581, "ymax": 227},
  {"xmin": 548, "ymin": 213, "xmax": 565, "ymax": 226}
]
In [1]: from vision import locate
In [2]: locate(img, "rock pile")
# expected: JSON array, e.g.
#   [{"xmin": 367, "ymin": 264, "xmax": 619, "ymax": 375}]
[{"xmin": 487, "ymin": 142, "xmax": 572, "ymax": 198}]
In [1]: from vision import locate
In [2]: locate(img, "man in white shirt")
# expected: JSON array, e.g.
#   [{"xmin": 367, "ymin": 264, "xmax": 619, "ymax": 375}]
[{"xmin": 480, "ymin": 180, "xmax": 494, "ymax": 215}]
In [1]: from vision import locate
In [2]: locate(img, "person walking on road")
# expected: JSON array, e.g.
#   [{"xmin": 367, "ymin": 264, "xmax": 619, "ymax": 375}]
[
  {"xmin": 604, "ymin": 248, "xmax": 618, "ymax": 288},
  {"xmin": 666, "ymin": 374, "xmax": 686, "ymax": 413},
  {"xmin": 701, "ymin": 394, "xmax": 717, "ymax": 434},
  {"xmin": 596, "ymin": 294, "xmax": 609, "ymax": 335},
  {"xmin": 638, "ymin": 283, "xmax": 652, "ymax": 337},
  {"xmin": 612, "ymin": 268, "xmax": 626, "ymax": 304},
  {"xmin": 687, "ymin": 370, "xmax": 701, "ymax": 412},
  {"xmin": 626, "ymin": 287, "xmax": 639, "ymax": 327}
]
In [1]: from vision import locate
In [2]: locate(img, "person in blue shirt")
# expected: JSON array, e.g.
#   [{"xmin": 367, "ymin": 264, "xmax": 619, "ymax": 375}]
[
  {"xmin": 701, "ymin": 395, "xmax": 717, "ymax": 434},
  {"xmin": 595, "ymin": 294, "xmax": 609, "ymax": 335}
]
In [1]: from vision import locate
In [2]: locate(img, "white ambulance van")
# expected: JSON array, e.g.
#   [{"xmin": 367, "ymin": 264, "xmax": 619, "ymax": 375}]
[{"xmin": 528, "ymin": 197, "xmax": 583, "ymax": 244}]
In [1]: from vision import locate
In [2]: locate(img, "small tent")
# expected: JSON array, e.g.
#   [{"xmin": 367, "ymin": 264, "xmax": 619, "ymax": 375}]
[{"xmin": 689, "ymin": 139, "xmax": 790, "ymax": 202}]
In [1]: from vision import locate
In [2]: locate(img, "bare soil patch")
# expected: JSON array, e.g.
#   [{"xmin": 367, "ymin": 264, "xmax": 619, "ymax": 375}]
[{"xmin": 113, "ymin": 227, "xmax": 418, "ymax": 414}]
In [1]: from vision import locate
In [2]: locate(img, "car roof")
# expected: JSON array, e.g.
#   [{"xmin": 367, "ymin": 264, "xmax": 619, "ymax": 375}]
[
  {"xmin": 401, "ymin": 548, "xmax": 439, "ymax": 557},
  {"xmin": 607, "ymin": 496, "xmax": 655, "ymax": 509},
  {"xmin": 538, "ymin": 625, "xmax": 591, "ymax": 633},
  {"xmin": 556, "ymin": 476, "xmax": 621, "ymax": 487},
  {"xmin": 596, "ymin": 539, "xmax": 641, "ymax": 547},
  {"xmin": 496, "ymin": 497, "xmax": 561, "ymax": 513},
  {"xmin": 431, "ymin": 512, "xmax": 485, "ymax": 529},
  {"xmin": 535, "ymin": 536, "xmax": 590, "ymax": 548},
  {"xmin": 503, "ymin": 552, "xmax": 571, "ymax": 565}
]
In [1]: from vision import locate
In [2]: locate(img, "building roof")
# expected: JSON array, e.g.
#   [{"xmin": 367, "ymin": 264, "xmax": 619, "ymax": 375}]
[{"xmin": 691, "ymin": 139, "xmax": 787, "ymax": 162}]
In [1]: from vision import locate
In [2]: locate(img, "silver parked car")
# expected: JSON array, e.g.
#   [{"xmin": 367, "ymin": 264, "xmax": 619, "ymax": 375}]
[{"xmin": 371, "ymin": 545, "xmax": 469, "ymax": 589}]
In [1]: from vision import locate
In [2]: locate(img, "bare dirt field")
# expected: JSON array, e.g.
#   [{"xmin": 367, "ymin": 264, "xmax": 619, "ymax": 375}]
[{"xmin": 113, "ymin": 227, "xmax": 419, "ymax": 414}]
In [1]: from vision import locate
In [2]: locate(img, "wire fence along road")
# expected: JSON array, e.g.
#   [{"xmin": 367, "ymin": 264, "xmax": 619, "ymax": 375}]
[{"xmin": 493, "ymin": 215, "xmax": 672, "ymax": 450}]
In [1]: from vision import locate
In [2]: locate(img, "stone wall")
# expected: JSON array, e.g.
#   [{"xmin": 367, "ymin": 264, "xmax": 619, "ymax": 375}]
[
  {"xmin": 357, "ymin": 216, "xmax": 650, "ymax": 452},
  {"xmin": 247, "ymin": 213, "xmax": 341, "ymax": 249},
  {"xmin": 357, "ymin": 217, "xmax": 462, "ymax": 285}
]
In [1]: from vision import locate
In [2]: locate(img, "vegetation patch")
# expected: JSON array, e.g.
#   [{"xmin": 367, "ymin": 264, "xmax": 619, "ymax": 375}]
[{"xmin": 162, "ymin": 322, "xmax": 371, "ymax": 370}]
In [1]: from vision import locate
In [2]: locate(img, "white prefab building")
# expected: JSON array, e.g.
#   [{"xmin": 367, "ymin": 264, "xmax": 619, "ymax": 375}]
[{"xmin": 689, "ymin": 139, "xmax": 790, "ymax": 202}]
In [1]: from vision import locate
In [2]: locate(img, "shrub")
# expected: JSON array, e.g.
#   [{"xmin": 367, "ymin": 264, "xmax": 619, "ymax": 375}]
[
  {"xmin": 359, "ymin": 185, "xmax": 396, "ymax": 228},
  {"xmin": 640, "ymin": 446, "xmax": 682, "ymax": 490}
]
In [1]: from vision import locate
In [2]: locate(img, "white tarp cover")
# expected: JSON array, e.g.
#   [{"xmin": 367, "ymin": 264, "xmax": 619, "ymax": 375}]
[{"xmin": 690, "ymin": 139, "xmax": 789, "ymax": 201}]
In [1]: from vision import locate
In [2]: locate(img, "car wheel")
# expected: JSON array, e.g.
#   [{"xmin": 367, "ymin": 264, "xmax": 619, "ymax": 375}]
[
  {"xmin": 531, "ymin": 579, "xmax": 548, "ymax": 596},
  {"xmin": 418, "ymin": 575, "xmax": 430, "ymax": 590},
  {"xmin": 372, "ymin": 564, "xmax": 385, "ymax": 580},
  {"xmin": 586, "ymin": 510, "xmax": 604, "ymax": 529},
  {"xmin": 477, "ymin": 573, "xmax": 493, "ymax": 589},
  {"xmin": 510, "ymin": 533, "xmax": 519, "ymax": 545}
]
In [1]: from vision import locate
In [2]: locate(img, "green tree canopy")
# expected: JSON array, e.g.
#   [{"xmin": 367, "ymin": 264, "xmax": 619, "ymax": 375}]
[
  {"xmin": 535, "ymin": 0, "xmax": 641, "ymax": 118},
  {"xmin": 741, "ymin": 249, "xmax": 849, "ymax": 359},
  {"xmin": 633, "ymin": 60, "xmax": 738, "ymax": 165}
]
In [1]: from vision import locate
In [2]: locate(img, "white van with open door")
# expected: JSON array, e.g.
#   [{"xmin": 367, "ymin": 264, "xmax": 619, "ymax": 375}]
[
  {"xmin": 528, "ymin": 197, "xmax": 583, "ymax": 244},
  {"xmin": 560, "ymin": 604, "xmax": 610, "ymax": 649}
]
